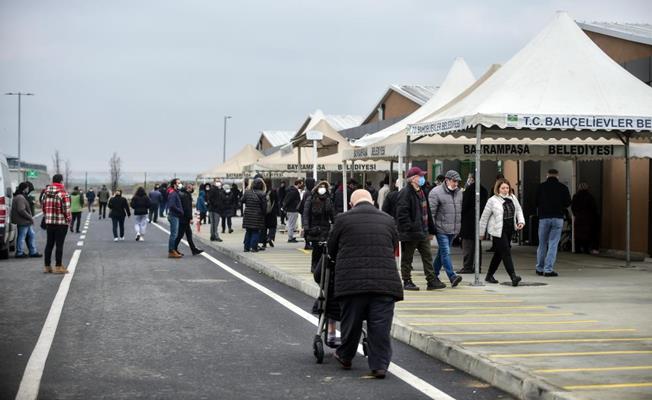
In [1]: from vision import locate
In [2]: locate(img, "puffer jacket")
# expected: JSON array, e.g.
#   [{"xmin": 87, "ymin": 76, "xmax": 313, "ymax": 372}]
[
  {"xmin": 242, "ymin": 189, "xmax": 266, "ymax": 230},
  {"xmin": 130, "ymin": 194, "xmax": 151, "ymax": 216},
  {"xmin": 302, "ymin": 182, "xmax": 335, "ymax": 242},
  {"xmin": 10, "ymin": 193, "xmax": 33, "ymax": 226},
  {"xmin": 327, "ymin": 202, "xmax": 403, "ymax": 301},
  {"xmin": 428, "ymin": 184, "xmax": 462, "ymax": 235},
  {"xmin": 479, "ymin": 194, "xmax": 525, "ymax": 238}
]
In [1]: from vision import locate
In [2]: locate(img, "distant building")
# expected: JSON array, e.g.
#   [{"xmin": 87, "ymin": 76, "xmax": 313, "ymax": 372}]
[{"xmin": 6, "ymin": 157, "xmax": 50, "ymax": 191}]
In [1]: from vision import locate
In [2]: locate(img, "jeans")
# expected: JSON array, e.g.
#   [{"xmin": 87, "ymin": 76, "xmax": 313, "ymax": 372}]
[
  {"xmin": 87, "ymin": 200, "xmax": 93, "ymax": 212},
  {"xmin": 99, "ymin": 202, "xmax": 107, "ymax": 219},
  {"xmin": 536, "ymin": 218, "xmax": 564, "ymax": 273},
  {"xmin": 148, "ymin": 205, "xmax": 158, "ymax": 223},
  {"xmin": 243, "ymin": 228, "xmax": 260, "ymax": 251},
  {"xmin": 433, "ymin": 234, "xmax": 458, "ymax": 282},
  {"xmin": 400, "ymin": 239, "xmax": 435, "ymax": 283},
  {"xmin": 111, "ymin": 216, "xmax": 126, "ymax": 238},
  {"xmin": 168, "ymin": 215, "xmax": 179, "ymax": 251},
  {"xmin": 44, "ymin": 224, "xmax": 68, "ymax": 266},
  {"xmin": 70, "ymin": 212, "xmax": 82, "ymax": 232},
  {"xmin": 134, "ymin": 215, "xmax": 148, "ymax": 235},
  {"xmin": 286, "ymin": 212, "xmax": 299, "ymax": 240},
  {"xmin": 16, "ymin": 224, "xmax": 37, "ymax": 256},
  {"xmin": 210, "ymin": 211, "xmax": 221, "ymax": 239},
  {"xmin": 159, "ymin": 202, "xmax": 166, "ymax": 217}
]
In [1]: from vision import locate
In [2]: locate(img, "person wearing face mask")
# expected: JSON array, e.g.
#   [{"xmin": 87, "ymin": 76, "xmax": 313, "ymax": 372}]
[
  {"xmin": 108, "ymin": 189, "xmax": 130, "ymax": 242},
  {"xmin": 283, "ymin": 179, "xmax": 303, "ymax": 243},
  {"xmin": 11, "ymin": 182, "xmax": 42, "ymax": 258},
  {"xmin": 166, "ymin": 178, "xmax": 185, "ymax": 258},
  {"xmin": 220, "ymin": 184, "xmax": 236, "ymax": 233},
  {"xmin": 303, "ymin": 181, "xmax": 336, "ymax": 269},
  {"xmin": 207, "ymin": 179, "xmax": 224, "ymax": 242},
  {"xmin": 479, "ymin": 178, "xmax": 525, "ymax": 286},
  {"xmin": 174, "ymin": 183, "xmax": 203, "ymax": 256},
  {"xmin": 196, "ymin": 186, "xmax": 208, "ymax": 225},
  {"xmin": 396, "ymin": 167, "xmax": 437, "ymax": 291},
  {"xmin": 428, "ymin": 170, "xmax": 464, "ymax": 289}
]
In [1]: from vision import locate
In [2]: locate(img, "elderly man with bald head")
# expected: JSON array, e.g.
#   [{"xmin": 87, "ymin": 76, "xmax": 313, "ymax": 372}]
[{"xmin": 327, "ymin": 189, "xmax": 403, "ymax": 379}]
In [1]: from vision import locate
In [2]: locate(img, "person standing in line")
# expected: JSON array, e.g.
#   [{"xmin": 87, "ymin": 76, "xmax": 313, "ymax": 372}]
[
  {"xmin": 148, "ymin": 184, "xmax": 161, "ymax": 223},
  {"xmin": 207, "ymin": 179, "xmax": 224, "ymax": 242},
  {"xmin": 85, "ymin": 188, "xmax": 96, "ymax": 212},
  {"xmin": 300, "ymin": 177, "xmax": 316, "ymax": 250},
  {"xmin": 283, "ymin": 179, "xmax": 303, "ymax": 243},
  {"xmin": 196, "ymin": 188, "xmax": 208, "ymax": 225},
  {"xmin": 108, "ymin": 189, "xmax": 130, "ymax": 242},
  {"xmin": 166, "ymin": 179, "xmax": 184, "ymax": 258},
  {"xmin": 69, "ymin": 186, "xmax": 84, "ymax": 233},
  {"xmin": 377, "ymin": 176, "xmax": 390, "ymax": 211},
  {"xmin": 479, "ymin": 178, "xmax": 525, "ymax": 286},
  {"xmin": 458, "ymin": 174, "xmax": 488, "ymax": 274},
  {"xmin": 535, "ymin": 169, "xmax": 571, "ymax": 277},
  {"xmin": 571, "ymin": 182, "xmax": 599, "ymax": 254},
  {"xmin": 396, "ymin": 167, "xmax": 437, "ymax": 291},
  {"xmin": 303, "ymin": 181, "xmax": 335, "ymax": 270},
  {"xmin": 277, "ymin": 180, "xmax": 287, "ymax": 225},
  {"xmin": 175, "ymin": 183, "xmax": 203, "ymax": 255},
  {"xmin": 221, "ymin": 184, "xmax": 237, "ymax": 233},
  {"xmin": 328, "ymin": 190, "xmax": 403, "ymax": 379},
  {"xmin": 130, "ymin": 186, "xmax": 151, "ymax": 241},
  {"xmin": 42, "ymin": 174, "xmax": 71, "ymax": 273},
  {"xmin": 260, "ymin": 178, "xmax": 278, "ymax": 249},
  {"xmin": 381, "ymin": 179, "xmax": 401, "ymax": 219},
  {"xmin": 97, "ymin": 184, "xmax": 110, "ymax": 220},
  {"xmin": 11, "ymin": 182, "xmax": 42, "ymax": 258},
  {"xmin": 158, "ymin": 183, "xmax": 168, "ymax": 218},
  {"xmin": 232, "ymin": 182, "xmax": 243, "ymax": 217},
  {"xmin": 242, "ymin": 178, "xmax": 267, "ymax": 252},
  {"xmin": 428, "ymin": 170, "xmax": 464, "ymax": 289}
]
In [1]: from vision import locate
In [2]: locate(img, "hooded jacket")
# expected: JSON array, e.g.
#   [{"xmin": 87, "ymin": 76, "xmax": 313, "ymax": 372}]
[
  {"xmin": 70, "ymin": 189, "xmax": 85, "ymax": 213},
  {"xmin": 108, "ymin": 194, "xmax": 131, "ymax": 218},
  {"xmin": 43, "ymin": 183, "xmax": 71, "ymax": 225},
  {"xmin": 130, "ymin": 193, "xmax": 151, "ymax": 215},
  {"xmin": 97, "ymin": 187, "xmax": 110, "ymax": 203},
  {"xmin": 166, "ymin": 187, "xmax": 184, "ymax": 218}
]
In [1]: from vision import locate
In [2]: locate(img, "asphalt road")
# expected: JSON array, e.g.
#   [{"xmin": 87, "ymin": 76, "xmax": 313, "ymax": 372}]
[{"xmin": 0, "ymin": 213, "xmax": 512, "ymax": 400}]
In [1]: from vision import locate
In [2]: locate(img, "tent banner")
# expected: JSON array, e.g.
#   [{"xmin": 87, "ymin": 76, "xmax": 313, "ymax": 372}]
[
  {"xmin": 408, "ymin": 117, "xmax": 466, "ymax": 137},
  {"xmin": 460, "ymin": 143, "xmax": 621, "ymax": 158},
  {"xmin": 507, "ymin": 114, "xmax": 652, "ymax": 131}
]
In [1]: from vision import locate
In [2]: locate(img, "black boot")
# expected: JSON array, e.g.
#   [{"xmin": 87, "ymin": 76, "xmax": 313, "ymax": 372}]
[
  {"xmin": 511, "ymin": 275, "xmax": 522, "ymax": 287},
  {"xmin": 485, "ymin": 275, "xmax": 499, "ymax": 284}
]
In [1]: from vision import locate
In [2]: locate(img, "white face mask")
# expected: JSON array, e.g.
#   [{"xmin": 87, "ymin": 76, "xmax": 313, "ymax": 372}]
[
  {"xmin": 177, "ymin": 183, "xmax": 183, "ymax": 190},
  {"xmin": 216, "ymin": 183, "xmax": 222, "ymax": 188},
  {"xmin": 317, "ymin": 187, "xmax": 327, "ymax": 195},
  {"xmin": 225, "ymin": 189, "xmax": 231, "ymax": 193}
]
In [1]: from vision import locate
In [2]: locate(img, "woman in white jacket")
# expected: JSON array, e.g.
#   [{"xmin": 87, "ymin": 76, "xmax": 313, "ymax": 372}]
[{"xmin": 479, "ymin": 178, "xmax": 525, "ymax": 286}]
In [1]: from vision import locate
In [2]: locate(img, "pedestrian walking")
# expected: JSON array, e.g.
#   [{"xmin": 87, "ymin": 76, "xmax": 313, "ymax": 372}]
[
  {"xmin": 175, "ymin": 183, "xmax": 203, "ymax": 255},
  {"xmin": 196, "ymin": 189, "xmax": 208, "ymax": 225},
  {"xmin": 571, "ymin": 182, "xmax": 599, "ymax": 254},
  {"xmin": 328, "ymin": 189, "xmax": 403, "ymax": 378},
  {"xmin": 130, "ymin": 186, "xmax": 150, "ymax": 241},
  {"xmin": 283, "ymin": 179, "xmax": 303, "ymax": 243},
  {"xmin": 148, "ymin": 184, "xmax": 161, "ymax": 223},
  {"xmin": 220, "ymin": 184, "xmax": 237, "ymax": 234},
  {"xmin": 158, "ymin": 183, "xmax": 168, "ymax": 217},
  {"xmin": 428, "ymin": 170, "xmax": 464, "ymax": 288},
  {"xmin": 479, "ymin": 178, "xmax": 525, "ymax": 286},
  {"xmin": 85, "ymin": 188, "xmax": 96, "ymax": 212},
  {"xmin": 303, "ymin": 181, "xmax": 335, "ymax": 270},
  {"xmin": 377, "ymin": 176, "xmax": 390, "ymax": 210},
  {"xmin": 97, "ymin": 184, "xmax": 110, "ymax": 219},
  {"xmin": 458, "ymin": 175, "xmax": 488, "ymax": 273},
  {"xmin": 242, "ymin": 178, "xmax": 267, "ymax": 252},
  {"xmin": 11, "ymin": 182, "xmax": 42, "ymax": 258},
  {"xmin": 166, "ymin": 179, "xmax": 184, "ymax": 258},
  {"xmin": 396, "ymin": 167, "xmax": 437, "ymax": 291},
  {"xmin": 207, "ymin": 179, "xmax": 224, "ymax": 242},
  {"xmin": 108, "ymin": 189, "xmax": 130, "ymax": 241},
  {"xmin": 42, "ymin": 174, "xmax": 71, "ymax": 273},
  {"xmin": 260, "ymin": 178, "xmax": 278, "ymax": 249},
  {"xmin": 277, "ymin": 180, "xmax": 287, "ymax": 225},
  {"xmin": 535, "ymin": 169, "xmax": 571, "ymax": 277},
  {"xmin": 69, "ymin": 186, "xmax": 84, "ymax": 233}
]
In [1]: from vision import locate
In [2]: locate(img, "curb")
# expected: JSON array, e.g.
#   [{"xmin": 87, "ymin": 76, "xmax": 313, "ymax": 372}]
[{"xmin": 191, "ymin": 231, "xmax": 580, "ymax": 400}]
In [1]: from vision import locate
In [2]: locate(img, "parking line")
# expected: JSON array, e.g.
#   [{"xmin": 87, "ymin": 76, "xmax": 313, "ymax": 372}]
[
  {"xmin": 464, "ymin": 337, "xmax": 652, "ymax": 345},
  {"xmin": 430, "ymin": 329, "xmax": 637, "ymax": 335},
  {"xmin": 396, "ymin": 306, "xmax": 547, "ymax": 311},
  {"xmin": 412, "ymin": 320, "xmax": 598, "ymax": 326},
  {"xmin": 402, "ymin": 300, "xmax": 523, "ymax": 304},
  {"xmin": 536, "ymin": 365, "xmax": 652, "ymax": 374},
  {"xmin": 491, "ymin": 350, "xmax": 652, "ymax": 358},
  {"xmin": 564, "ymin": 382, "xmax": 652, "ymax": 390},
  {"xmin": 400, "ymin": 312, "xmax": 574, "ymax": 318}
]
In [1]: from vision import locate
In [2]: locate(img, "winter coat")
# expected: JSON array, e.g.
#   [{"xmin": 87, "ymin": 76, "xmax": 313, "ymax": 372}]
[
  {"xmin": 571, "ymin": 189, "xmax": 598, "ymax": 243},
  {"xmin": 220, "ymin": 190, "xmax": 237, "ymax": 218},
  {"xmin": 395, "ymin": 185, "xmax": 435, "ymax": 242},
  {"xmin": 178, "ymin": 189, "xmax": 193, "ymax": 222},
  {"xmin": 242, "ymin": 189, "xmax": 266, "ymax": 229},
  {"xmin": 377, "ymin": 184, "xmax": 390, "ymax": 210},
  {"xmin": 86, "ymin": 190, "xmax": 96, "ymax": 203},
  {"xmin": 130, "ymin": 194, "xmax": 151, "ymax": 216},
  {"xmin": 283, "ymin": 186, "xmax": 301, "ymax": 212},
  {"xmin": 302, "ymin": 185, "xmax": 335, "ymax": 242},
  {"xmin": 536, "ymin": 177, "xmax": 571, "ymax": 219},
  {"xmin": 264, "ymin": 189, "xmax": 279, "ymax": 229},
  {"xmin": 327, "ymin": 202, "xmax": 403, "ymax": 301},
  {"xmin": 428, "ymin": 184, "xmax": 463, "ymax": 235},
  {"xmin": 70, "ymin": 191, "xmax": 84, "ymax": 213},
  {"xmin": 148, "ymin": 190, "xmax": 162, "ymax": 205},
  {"xmin": 108, "ymin": 196, "xmax": 131, "ymax": 218},
  {"xmin": 43, "ymin": 183, "xmax": 71, "ymax": 225},
  {"xmin": 10, "ymin": 194, "xmax": 33, "ymax": 226},
  {"xmin": 196, "ymin": 191, "xmax": 208, "ymax": 213},
  {"xmin": 382, "ymin": 190, "xmax": 399, "ymax": 219},
  {"xmin": 97, "ymin": 188, "xmax": 110, "ymax": 203},
  {"xmin": 207, "ymin": 186, "xmax": 224, "ymax": 213},
  {"xmin": 166, "ymin": 188, "xmax": 184, "ymax": 218},
  {"xmin": 459, "ymin": 183, "xmax": 489, "ymax": 240},
  {"xmin": 479, "ymin": 195, "xmax": 525, "ymax": 238}
]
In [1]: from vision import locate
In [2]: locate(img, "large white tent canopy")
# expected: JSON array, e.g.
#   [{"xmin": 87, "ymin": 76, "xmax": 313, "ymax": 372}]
[{"xmin": 198, "ymin": 144, "xmax": 263, "ymax": 179}]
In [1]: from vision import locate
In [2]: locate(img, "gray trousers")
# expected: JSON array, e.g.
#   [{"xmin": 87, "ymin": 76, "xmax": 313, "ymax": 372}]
[
  {"xmin": 337, "ymin": 294, "xmax": 395, "ymax": 371},
  {"xmin": 462, "ymin": 238, "xmax": 482, "ymax": 270},
  {"xmin": 210, "ymin": 211, "xmax": 221, "ymax": 239},
  {"xmin": 286, "ymin": 212, "xmax": 299, "ymax": 240}
]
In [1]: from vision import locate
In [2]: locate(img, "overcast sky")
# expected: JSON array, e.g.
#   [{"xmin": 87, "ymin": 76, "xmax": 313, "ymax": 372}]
[{"xmin": 1, "ymin": 0, "xmax": 650, "ymax": 174}]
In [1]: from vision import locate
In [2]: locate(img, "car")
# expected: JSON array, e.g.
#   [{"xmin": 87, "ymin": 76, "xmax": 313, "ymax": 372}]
[{"xmin": 0, "ymin": 155, "xmax": 17, "ymax": 259}]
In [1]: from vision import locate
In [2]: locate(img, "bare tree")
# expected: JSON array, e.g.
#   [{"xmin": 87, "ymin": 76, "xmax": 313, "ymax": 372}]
[
  {"xmin": 64, "ymin": 159, "xmax": 71, "ymax": 187},
  {"xmin": 52, "ymin": 150, "xmax": 62, "ymax": 175},
  {"xmin": 109, "ymin": 152, "xmax": 121, "ymax": 192}
]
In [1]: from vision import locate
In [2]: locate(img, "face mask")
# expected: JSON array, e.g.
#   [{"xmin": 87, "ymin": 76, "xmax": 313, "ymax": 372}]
[
  {"xmin": 317, "ymin": 187, "xmax": 327, "ymax": 195},
  {"xmin": 116, "ymin": 192, "xmax": 122, "ymax": 197},
  {"xmin": 205, "ymin": 187, "xmax": 210, "ymax": 191},
  {"xmin": 447, "ymin": 185, "xmax": 455, "ymax": 191},
  {"xmin": 177, "ymin": 183, "xmax": 183, "ymax": 190},
  {"xmin": 417, "ymin": 176, "xmax": 425, "ymax": 187},
  {"xmin": 216, "ymin": 183, "xmax": 222, "ymax": 188},
  {"xmin": 225, "ymin": 189, "xmax": 231, "ymax": 193}
]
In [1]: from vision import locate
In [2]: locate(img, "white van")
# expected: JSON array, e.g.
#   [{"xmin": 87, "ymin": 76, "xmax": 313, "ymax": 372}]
[{"xmin": 0, "ymin": 155, "xmax": 17, "ymax": 259}]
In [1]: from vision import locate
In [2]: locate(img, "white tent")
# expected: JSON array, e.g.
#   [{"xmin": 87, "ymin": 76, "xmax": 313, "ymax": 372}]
[
  {"xmin": 291, "ymin": 110, "xmax": 362, "ymax": 157},
  {"xmin": 198, "ymin": 144, "xmax": 263, "ymax": 179}
]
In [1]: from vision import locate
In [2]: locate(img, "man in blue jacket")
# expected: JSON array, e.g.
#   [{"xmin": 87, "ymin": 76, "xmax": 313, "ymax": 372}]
[{"xmin": 166, "ymin": 178, "xmax": 185, "ymax": 258}]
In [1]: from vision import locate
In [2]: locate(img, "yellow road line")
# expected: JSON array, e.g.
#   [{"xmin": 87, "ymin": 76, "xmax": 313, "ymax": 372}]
[
  {"xmin": 396, "ymin": 306, "xmax": 547, "ymax": 311},
  {"xmin": 412, "ymin": 320, "xmax": 598, "ymax": 326},
  {"xmin": 430, "ymin": 329, "xmax": 637, "ymax": 335},
  {"xmin": 399, "ymin": 312, "xmax": 574, "ymax": 318},
  {"xmin": 298, "ymin": 249, "xmax": 311, "ymax": 255},
  {"xmin": 564, "ymin": 382, "xmax": 652, "ymax": 390},
  {"xmin": 464, "ymin": 337, "xmax": 652, "ymax": 345},
  {"xmin": 402, "ymin": 300, "xmax": 523, "ymax": 304},
  {"xmin": 536, "ymin": 365, "xmax": 652, "ymax": 374},
  {"xmin": 491, "ymin": 350, "xmax": 652, "ymax": 359}
]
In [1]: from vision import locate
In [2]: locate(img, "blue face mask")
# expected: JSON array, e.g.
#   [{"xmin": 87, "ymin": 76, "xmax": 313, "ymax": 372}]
[{"xmin": 417, "ymin": 176, "xmax": 426, "ymax": 187}]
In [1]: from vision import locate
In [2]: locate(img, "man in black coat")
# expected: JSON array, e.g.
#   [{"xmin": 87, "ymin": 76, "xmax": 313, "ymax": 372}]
[
  {"xmin": 458, "ymin": 178, "xmax": 488, "ymax": 273},
  {"xmin": 328, "ymin": 189, "xmax": 403, "ymax": 379},
  {"xmin": 396, "ymin": 167, "xmax": 437, "ymax": 291},
  {"xmin": 283, "ymin": 179, "xmax": 303, "ymax": 243},
  {"xmin": 207, "ymin": 180, "xmax": 224, "ymax": 242},
  {"xmin": 535, "ymin": 169, "xmax": 571, "ymax": 277},
  {"xmin": 175, "ymin": 184, "xmax": 203, "ymax": 255}
]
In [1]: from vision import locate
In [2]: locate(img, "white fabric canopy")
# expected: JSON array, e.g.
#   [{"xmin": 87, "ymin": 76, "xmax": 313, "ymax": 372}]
[
  {"xmin": 291, "ymin": 110, "xmax": 362, "ymax": 156},
  {"xmin": 408, "ymin": 12, "xmax": 652, "ymax": 139},
  {"xmin": 198, "ymin": 144, "xmax": 263, "ymax": 179}
]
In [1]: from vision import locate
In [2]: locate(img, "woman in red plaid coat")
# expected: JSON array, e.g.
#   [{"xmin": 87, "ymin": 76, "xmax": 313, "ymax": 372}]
[{"xmin": 42, "ymin": 174, "xmax": 71, "ymax": 274}]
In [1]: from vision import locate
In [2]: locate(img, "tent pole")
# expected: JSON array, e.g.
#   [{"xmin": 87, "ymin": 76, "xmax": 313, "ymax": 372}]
[
  {"xmin": 298, "ymin": 147, "xmax": 302, "ymax": 179},
  {"xmin": 571, "ymin": 158, "xmax": 577, "ymax": 254},
  {"xmin": 342, "ymin": 161, "xmax": 348, "ymax": 212},
  {"xmin": 625, "ymin": 134, "xmax": 631, "ymax": 268},
  {"xmin": 405, "ymin": 135, "xmax": 411, "ymax": 179},
  {"xmin": 398, "ymin": 154, "xmax": 404, "ymax": 188},
  {"xmin": 473, "ymin": 125, "xmax": 484, "ymax": 286},
  {"xmin": 312, "ymin": 140, "xmax": 318, "ymax": 181}
]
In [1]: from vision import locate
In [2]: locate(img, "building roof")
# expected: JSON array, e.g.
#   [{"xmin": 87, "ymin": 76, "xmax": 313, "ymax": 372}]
[
  {"xmin": 259, "ymin": 131, "xmax": 295, "ymax": 147},
  {"xmin": 362, "ymin": 85, "xmax": 437, "ymax": 124},
  {"xmin": 578, "ymin": 21, "xmax": 652, "ymax": 46}
]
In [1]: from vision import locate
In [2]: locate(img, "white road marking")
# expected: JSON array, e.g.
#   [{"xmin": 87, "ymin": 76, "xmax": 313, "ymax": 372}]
[
  {"xmin": 77, "ymin": 241, "xmax": 84, "ymax": 246},
  {"xmin": 79, "ymin": 235, "xmax": 86, "ymax": 240},
  {"xmin": 153, "ymin": 223, "xmax": 456, "ymax": 400},
  {"xmin": 81, "ymin": 230, "xmax": 87, "ymax": 234},
  {"xmin": 15, "ymin": 249, "xmax": 82, "ymax": 400}
]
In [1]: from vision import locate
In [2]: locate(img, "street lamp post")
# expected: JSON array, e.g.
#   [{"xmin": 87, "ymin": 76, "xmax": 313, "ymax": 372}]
[
  {"xmin": 223, "ymin": 115, "xmax": 232, "ymax": 163},
  {"xmin": 5, "ymin": 92, "xmax": 35, "ymax": 180}
]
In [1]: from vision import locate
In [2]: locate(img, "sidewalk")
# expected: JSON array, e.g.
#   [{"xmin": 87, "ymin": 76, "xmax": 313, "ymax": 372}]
[{"xmin": 184, "ymin": 217, "xmax": 652, "ymax": 400}]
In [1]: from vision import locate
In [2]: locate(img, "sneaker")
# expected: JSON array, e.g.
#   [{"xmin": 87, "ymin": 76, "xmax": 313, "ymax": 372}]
[
  {"xmin": 535, "ymin": 270, "xmax": 544, "ymax": 276},
  {"xmin": 451, "ymin": 275, "xmax": 463, "ymax": 287},
  {"xmin": 216, "ymin": 238, "xmax": 223, "ymax": 242},
  {"xmin": 119, "ymin": 237, "xmax": 124, "ymax": 241},
  {"xmin": 288, "ymin": 238, "xmax": 298, "ymax": 243},
  {"xmin": 426, "ymin": 280, "xmax": 446, "ymax": 290},
  {"xmin": 114, "ymin": 238, "xmax": 119, "ymax": 242},
  {"xmin": 511, "ymin": 275, "xmax": 522, "ymax": 286},
  {"xmin": 544, "ymin": 271, "xmax": 558, "ymax": 277},
  {"xmin": 29, "ymin": 253, "xmax": 43, "ymax": 258},
  {"xmin": 15, "ymin": 254, "xmax": 28, "ymax": 259},
  {"xmin": 485, "ymin": 275, "xmax": 499, "ymax": 284},
  {"xmin": 403, "ymin": 280, "xmax": 420, "ymax": 291}
]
